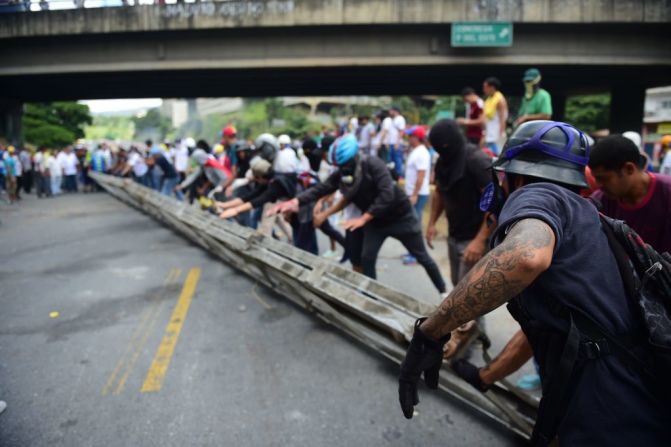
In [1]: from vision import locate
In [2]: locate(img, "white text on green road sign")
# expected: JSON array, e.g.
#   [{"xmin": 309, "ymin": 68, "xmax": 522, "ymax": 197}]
[{"xmin": 451, "ymin": 22, "xmax": 513, "ymax": 47}]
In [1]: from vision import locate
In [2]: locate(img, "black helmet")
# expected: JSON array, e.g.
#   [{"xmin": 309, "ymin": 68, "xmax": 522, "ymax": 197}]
[
  {"xmin": 254, "ymin": 133, "xmax": 278, "ymax": 162},
  {"xmin": 494, "ymin": 121, "xmax": 590, "ymax": 188}
]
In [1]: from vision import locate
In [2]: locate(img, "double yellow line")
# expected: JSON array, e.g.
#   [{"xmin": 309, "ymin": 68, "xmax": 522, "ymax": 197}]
[{"xmin": 102, "ymin": 267, "xmax": 201, "ymax": 396}]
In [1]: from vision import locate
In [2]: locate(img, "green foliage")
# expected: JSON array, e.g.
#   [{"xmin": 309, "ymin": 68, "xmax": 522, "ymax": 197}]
[
  {"xmin": 131, "ymin": 108, "xmax": 173, "ymax": 140},
  {"xmin": 565, "ymin": 94, "xmax": 610, "ymax": 133},
  {"xmin": 23, "ymin": 102, "xmax": 92, "ymax": 148},
  {"xmin": 84, "ymin": 115, "xmax": 135, "ymax": 141}
]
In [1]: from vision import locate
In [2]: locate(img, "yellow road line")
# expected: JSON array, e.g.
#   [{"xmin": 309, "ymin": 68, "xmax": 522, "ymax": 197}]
[
  {"xmin": 102, "ymin": 268, "xmax": 180, "ymax": 396},
  {"xmin": 141, "ymin": 267, "xmax": 201, "ymax": 393}
]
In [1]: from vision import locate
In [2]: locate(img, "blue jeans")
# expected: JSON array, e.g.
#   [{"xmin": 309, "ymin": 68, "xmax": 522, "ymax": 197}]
[
  {"xmin": 390, "ymin": 144, "xmax": 404, "ymax": 177},
  {"xmin": 160, "ymin": 176, "xmax": 184, "ymax": 201},
  {"xmin": 413, "ymin": 194, "xmax": 429, "ymax": 221}
]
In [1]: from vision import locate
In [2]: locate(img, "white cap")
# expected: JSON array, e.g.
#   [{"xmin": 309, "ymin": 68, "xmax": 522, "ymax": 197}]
[
  {"xmin": 622, "ymin": 131, "xmax": 642, "ymax": 150},
  {"xmin": 278, "ymin": 134, "xmax": 291, "ymax": 146},
  {"xmin": 184, "ymin": 137, "xmax": 196, "ymax": 148}
]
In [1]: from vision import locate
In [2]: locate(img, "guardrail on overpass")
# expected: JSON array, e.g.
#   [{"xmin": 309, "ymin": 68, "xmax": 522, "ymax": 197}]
[
  {"xmin": 2, "ymin": 0, "xmax": 670, "ymax": 38},
  {"xmin": 91, "ymin": 171, "xmax": 539, "ymax": 440}
]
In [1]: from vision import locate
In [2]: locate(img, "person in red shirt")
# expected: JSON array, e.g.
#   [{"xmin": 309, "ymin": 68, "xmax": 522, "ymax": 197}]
[
  {"xmin": 457, "ymin": 87, "xmax": 485, "ymax": 146},
  {"xmin": 589, "ymin": 135, "xmax": 671, "ymax": 253}
]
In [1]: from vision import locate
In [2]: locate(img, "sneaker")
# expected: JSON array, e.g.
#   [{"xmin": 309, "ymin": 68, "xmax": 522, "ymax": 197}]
[
  {"xmin": 322, "ymin": 250, "xmax": 338, "ymax": 259},
  {"xmin": 402, "ymin": 255, "xmax": 417, "ymax": 265},
  {"xmin": 516, "ymin": 374, "xmax": 541, "ymax": 390}
]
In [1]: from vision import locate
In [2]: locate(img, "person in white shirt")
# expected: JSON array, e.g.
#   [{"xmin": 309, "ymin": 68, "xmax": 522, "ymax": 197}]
[
  {"xmin": 122, "ymin": 147, "xmax": 150, "ymax": 187},
  {"xmin": 49, "ymin": 150, "xmax": 63, "ymax": 195},
  {"xmin": 173, "ymin": 140, "xmax": 189, "ymax": 181},
  {"xmin": 402, "ymin": 126, "xmax": 431, "ymax": 265},
  {"xmin": 356, "ymin": 115, "xmax": 376, "ymax": 155},
  {"xmin": 386, "ymin": 106, "xmax": 406, "ymax": 177},
  {"xmin": 34, "ymin": 146, "xmax": 52, "ymax": 198},
  {"xmin": 57, "ymin": 146, "xmax": 79, "ymax": 192}
]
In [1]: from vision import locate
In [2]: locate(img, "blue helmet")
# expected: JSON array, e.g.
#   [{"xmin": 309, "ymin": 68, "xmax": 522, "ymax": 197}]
[
  {"xmin": 328, "ymin": 134, "xmax": 359, "ymax": 166},
  {"xmin": 494, "ymin": 120, "xmax": 590, "ymax": 188}
]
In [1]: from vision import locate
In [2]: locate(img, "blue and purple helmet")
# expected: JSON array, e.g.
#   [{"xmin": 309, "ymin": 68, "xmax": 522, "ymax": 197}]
[{"xmin": 494, "ymin": 120, "xmax": 590, "ymax": 188}]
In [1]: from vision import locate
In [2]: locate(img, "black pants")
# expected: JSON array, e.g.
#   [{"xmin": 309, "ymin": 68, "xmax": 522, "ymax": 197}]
[
  {"xmin": 291, "ymin": 219, "xmax": 318, "ymax": 255},
  {"xmin": 319, "ymin": 220, "xmax": 346, "ymax": 248},
  {"xmin": 23, "ymin": 170, "xmax": 32, "ymax": 193},
  {"xmin": 362, "ymin": 210, "xmax": 446, "ymax": 294},
  {"xmin": 63, "ymin": 174, "xmax": 78, "ymax": 192},
  {"xmin": 344, "ymin": 228, "xmax": 364, "ymax": 267}
]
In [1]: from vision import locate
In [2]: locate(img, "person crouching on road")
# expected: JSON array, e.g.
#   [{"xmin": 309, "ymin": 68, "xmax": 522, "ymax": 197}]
[
  {"xmin": 217, "ymin": 157, "xmax": 318, "ymax": 254},
  {"xmin": 270, "ymin": 134, "xmax": 447, "ymax": 296}
]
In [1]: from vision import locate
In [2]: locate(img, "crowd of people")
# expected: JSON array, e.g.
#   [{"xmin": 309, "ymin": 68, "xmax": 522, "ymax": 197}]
[{"xmin": 2, "ymin": 67, "xmax": 671, "ymax": 444}]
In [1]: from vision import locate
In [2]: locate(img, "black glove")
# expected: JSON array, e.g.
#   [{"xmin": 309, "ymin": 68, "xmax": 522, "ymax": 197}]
[
  {"xmin": 451, "ymin": 359, "xmax": 489, "ymax": 392},
  {"xmin": 398, "ymin": 318, "xmax": 450, "ymax": 419}
]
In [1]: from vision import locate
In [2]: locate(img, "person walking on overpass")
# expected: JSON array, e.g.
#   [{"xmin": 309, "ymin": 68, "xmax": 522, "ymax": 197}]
[
  {"xmin": 270, "ymin": 134, "xmax": 447, "ymax": 295},
  {"xmin": 398, "ymin": 120, "xmax": 670, "ymax": 446},
  {"xmin": 514, "ymin": 68, "xmax": 553, "ymax": 127}
]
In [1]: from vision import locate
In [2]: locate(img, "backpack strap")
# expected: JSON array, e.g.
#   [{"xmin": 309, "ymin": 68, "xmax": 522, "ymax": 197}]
[{"xmin": 530, "ymin": 314, "xmax": 580, "ymax": 446}]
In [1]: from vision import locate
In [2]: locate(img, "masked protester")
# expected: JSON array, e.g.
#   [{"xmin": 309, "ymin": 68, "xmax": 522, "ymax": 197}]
[
  {"xmin": 270, "ymin": 134, "xmax": 447, "ymax": 295},
  {"xmin": 398, "ymin": 121, "xmax": 670, "ymax": 446},
  {"xmin": 514, "ymin": 68, "xmax": 552, "ymax": 127}
]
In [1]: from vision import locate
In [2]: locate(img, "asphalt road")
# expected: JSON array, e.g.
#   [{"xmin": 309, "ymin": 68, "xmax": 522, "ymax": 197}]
[{"xmin": 0, "ymin": 191, "xmax": 523, "ymax": 447}]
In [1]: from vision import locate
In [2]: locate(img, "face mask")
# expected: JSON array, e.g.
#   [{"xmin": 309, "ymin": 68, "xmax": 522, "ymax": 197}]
[
  {"xmin": 479, "ymin": 171, "xmax": 506, "ymax": 218},
  {"xmin": 339, "ymin": 159, "xmax": 357, "ymax": 184},
  {"xmin": 524, "ymin": 76, "xmax": 540, "ymax": 99}
]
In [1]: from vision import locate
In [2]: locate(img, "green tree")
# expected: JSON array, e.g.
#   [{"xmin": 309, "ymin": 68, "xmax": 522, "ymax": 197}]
[
  {"xmin": 131, "ymin": 108, "xmax": 172, "ymax": 140},
  {"xmin": 564, "ymin": 94, "xmax": 610, "ymax": 133},
  {"xmin": 23, "ymin": 101, "xmax": 92, "ymax": 147},
  {"xmin": 84, "ymin": 115, "xmax": 135, "ymax": 141}
]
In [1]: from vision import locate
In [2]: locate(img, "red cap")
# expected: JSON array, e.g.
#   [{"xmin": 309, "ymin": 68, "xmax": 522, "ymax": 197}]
[
  {"xmin": 406, "ymin": 125, "xmax": 426, "ymax": 140},
  {"xmin": 223, "ymin": 126, "xmax": 237, "ymax": 137}
]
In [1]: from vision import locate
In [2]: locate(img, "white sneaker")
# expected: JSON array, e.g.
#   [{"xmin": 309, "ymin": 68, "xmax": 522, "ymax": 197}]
[
  {"xmin": 322, "ymin": 250, "xmax": 338, "ymax": 259},
  {"xmin": 0, "ymin": 400, "xmax": 6, "ymax": 415}
]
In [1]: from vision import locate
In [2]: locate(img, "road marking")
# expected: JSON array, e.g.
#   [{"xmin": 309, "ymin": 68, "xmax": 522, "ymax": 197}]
[
  {"xmin": 101, "ymin": 268, "xmax": 180, "ymax": 396},
  {"xmin": 141, "ymin": 267, "xmax": 201, "ymax": 393}
]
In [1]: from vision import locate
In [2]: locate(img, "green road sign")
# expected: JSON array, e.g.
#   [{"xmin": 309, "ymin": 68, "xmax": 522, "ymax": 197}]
[{"xmin": 451, "ymin": 22, "xmax": 513, "ymax": 47}]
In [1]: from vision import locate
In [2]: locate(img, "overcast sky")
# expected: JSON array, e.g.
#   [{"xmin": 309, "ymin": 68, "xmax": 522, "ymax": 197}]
[{"xmin": 79, "ymin": 98, "xmax": 162, "ymax": 114}]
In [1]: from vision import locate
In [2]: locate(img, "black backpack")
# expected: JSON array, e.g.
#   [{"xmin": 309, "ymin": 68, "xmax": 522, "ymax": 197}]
[{"xmin": 531, "ymin": 214, "xmax": 671, "ymax": 446}]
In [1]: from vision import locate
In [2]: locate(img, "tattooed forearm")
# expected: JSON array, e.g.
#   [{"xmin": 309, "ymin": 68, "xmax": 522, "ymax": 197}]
[{"xmin": 420, "ymin": 218, "xmax": 555, "ymax": 339}]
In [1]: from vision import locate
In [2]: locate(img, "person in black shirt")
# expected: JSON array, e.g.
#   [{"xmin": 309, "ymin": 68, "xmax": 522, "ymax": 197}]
[
  {"xmin": 426, "ymin": 119, "xmax": 494, "ymax": 287},
  {"xmin": 218, "ymin": 158, "xmax": 318, "ymax": 254},
  {"xmin": 149, "ymin": 147, "xmax": 183, "ymax": 201},
  {"xmin": 398, "ymin": 121, "xmax": 670, "ymax": 446},
  {"xmin": 270, "ymin": 135, "xmax": 447, "ymax": 295}
]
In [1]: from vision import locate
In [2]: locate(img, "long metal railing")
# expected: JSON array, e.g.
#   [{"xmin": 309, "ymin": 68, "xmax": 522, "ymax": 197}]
[{"xmin": 91, "ymin": 172, "xmax": 538, "ymax": 439}]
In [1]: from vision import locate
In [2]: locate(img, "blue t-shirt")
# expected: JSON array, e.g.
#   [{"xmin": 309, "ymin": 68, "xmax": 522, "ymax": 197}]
[{"xmin": 492, "ymin": 183, "xmax": 669, "ymax": 446}]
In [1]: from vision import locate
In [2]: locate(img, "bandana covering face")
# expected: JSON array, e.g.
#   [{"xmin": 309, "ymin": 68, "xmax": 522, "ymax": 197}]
[
  {"xmin": 339, "ymin": 156, "xmax": 363, "ymax": 201},
  {"xmin": 524, "ymin": 75, "xmax": 541, "ymax": 99}
]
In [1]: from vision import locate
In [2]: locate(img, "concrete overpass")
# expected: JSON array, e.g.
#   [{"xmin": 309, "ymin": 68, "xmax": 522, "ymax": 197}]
[{"xmin": 1, "ymin": 0, "xmax": 671, "ymax": 141}]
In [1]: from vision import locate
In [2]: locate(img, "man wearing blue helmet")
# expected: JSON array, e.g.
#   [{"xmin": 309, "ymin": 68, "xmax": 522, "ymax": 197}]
[
  {"xmin": 398, "ymin": 121, "xmax": 669, "ymax": 445},
  {"xmin": 270, "ymin": 134, "xmax": 447, "ymax": 295}
]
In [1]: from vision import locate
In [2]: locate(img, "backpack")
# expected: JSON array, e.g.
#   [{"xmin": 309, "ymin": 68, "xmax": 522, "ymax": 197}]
[{"xmin": 530, "ymin": 214, "xmax": 671, "ymax": 446}]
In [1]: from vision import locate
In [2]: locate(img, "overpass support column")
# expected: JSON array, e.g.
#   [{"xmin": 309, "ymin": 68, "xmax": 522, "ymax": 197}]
[
  {"xmin": 609, "ymin": 85, "xmax": 645, "ymax": 134},
  {"xmin": 0, "ymin": 99, "xmax": 23, "ymax": 145},
  {"xmin": 551, "ymin": 91, "xmax": 567, "ymax": 122}
]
